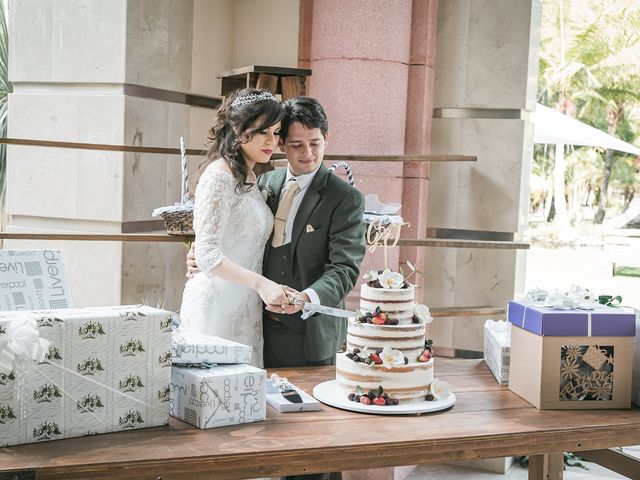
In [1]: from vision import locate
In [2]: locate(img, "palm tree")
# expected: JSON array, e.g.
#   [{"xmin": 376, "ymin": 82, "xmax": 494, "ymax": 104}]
[
  {"xmin": 569, "ymin": 4, "xmax": 640, "ymax": 222},
  {"xmin": 538, "ymin": 0, "xmax": 640, "ymax": 224}
]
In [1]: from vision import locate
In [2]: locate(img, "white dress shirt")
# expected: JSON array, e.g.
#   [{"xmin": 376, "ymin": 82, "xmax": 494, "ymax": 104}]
[{"xmin": 278, "ymin": 165, "xmax": 321, "ymax": 311}]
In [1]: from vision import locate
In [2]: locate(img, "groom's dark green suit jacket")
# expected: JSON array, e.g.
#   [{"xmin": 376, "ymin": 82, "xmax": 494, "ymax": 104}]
[{"xmin": 258, "ymin": 164, "xmax": 366, "ymax": 362}]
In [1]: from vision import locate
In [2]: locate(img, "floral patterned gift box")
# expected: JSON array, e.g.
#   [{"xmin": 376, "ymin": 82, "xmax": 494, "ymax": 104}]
[
  {"xmin": 0, "ymin": 305, "xmax": 174, "ymax": 447},
  {"xmin": 507, "ymin": 300, "xmax": 636, "ymax": 409}
]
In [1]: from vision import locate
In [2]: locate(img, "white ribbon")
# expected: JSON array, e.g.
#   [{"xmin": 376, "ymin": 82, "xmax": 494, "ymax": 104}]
[
  {"xmin": 1, "ymin": 315, "xmax": 166, "ymax": 424},
  {"xmin": 523, "ymin": 285, "xmax": 601, "ymax": 336},
  {"xmin": 0, "ymin": 315, "xmax": 50, "ymax": 375},
  {"xmin": 525, "ymin": 285, "xmax": 598, "ymax": 310},
  {"xmin": 270, "ymin": 373, "xmax": 292, "ymax": 391}
]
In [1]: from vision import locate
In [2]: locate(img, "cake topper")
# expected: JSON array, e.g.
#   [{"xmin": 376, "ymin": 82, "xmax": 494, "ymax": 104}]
[
  {"xmin": 366, "ymin": 220, "xmax": 410, "ymax": 270},
  {"xmin": 363, "ymin": 194, "xmax": 409, "ymax": 269}
]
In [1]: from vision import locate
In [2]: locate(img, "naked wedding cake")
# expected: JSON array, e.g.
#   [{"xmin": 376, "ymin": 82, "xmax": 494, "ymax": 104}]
[{"xmin": 335, "ymin": 269, "xmax": 442, "ymax": 405}]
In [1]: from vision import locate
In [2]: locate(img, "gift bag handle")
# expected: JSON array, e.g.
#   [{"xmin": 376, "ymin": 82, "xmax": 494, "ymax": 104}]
[{"xmin": 328, "ymin": 161, "xmax": 355, "ymax": 187}]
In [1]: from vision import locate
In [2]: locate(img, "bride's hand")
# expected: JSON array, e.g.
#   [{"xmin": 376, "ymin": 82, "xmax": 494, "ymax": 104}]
[
  {"xmin": 185, "ymin": 243, "xmax": 200, "ymax": 279},
  {"xmin": 276, "ymin": 286, "xmax": 306, "ymax": 314},
  {"xmin": 257, "ymin": 278, "xmax": 288, "ymax": 307}
]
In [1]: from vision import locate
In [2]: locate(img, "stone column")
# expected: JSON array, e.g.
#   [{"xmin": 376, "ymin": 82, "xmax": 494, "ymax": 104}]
[
  {"xmin": 7, "ymin": 0, "xmax": 301, "ymax": 310},
  {"xmin": 7, "ymin": 0, "xmax": 194, "ymax": 309},
  {"xmin": 426, "ymin": 0, "xmax": 541, "ymax": 352}
]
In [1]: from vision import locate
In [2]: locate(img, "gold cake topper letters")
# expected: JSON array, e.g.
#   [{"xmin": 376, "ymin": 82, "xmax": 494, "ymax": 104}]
[{"xmin": 366, "ymin": 220, "xmax": 410, "ymax": 269}]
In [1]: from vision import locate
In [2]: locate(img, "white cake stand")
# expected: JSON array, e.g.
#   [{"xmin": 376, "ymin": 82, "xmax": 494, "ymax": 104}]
[{"xmin": 313, "ymin": 380, "xmax": 456, "ymax": 415}]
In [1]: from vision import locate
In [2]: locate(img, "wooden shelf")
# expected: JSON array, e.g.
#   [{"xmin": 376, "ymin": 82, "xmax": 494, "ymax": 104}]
[
  {"xmin": 430, "ymin": 306, "xmax": 505, "ymax": 318},
  {"xmin": 1, "ymin": 233, "xmax": 529, "ymax": 249},
  {"xmin": 217, "ymin": 65, "xmax": 313, "ymax": 78},
  {"xmin": 273, "ymin": 153, "xmax": 477, "ymax": 162},
  {"xmin": 398, "ymin": 238, "xmax": 529, "ymax": 250},
  {"xmin": 0, "ymin": 138, "xmax": 476, "ymax": 163},
  {"xmin": 0, "ymin": 233, "xmax": 190, "ymax": 243}
]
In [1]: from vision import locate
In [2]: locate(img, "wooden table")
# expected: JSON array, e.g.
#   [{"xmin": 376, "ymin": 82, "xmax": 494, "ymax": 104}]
[{"xmin": 1, "ymin": 359, "xmax": 639, "ymax": 480}]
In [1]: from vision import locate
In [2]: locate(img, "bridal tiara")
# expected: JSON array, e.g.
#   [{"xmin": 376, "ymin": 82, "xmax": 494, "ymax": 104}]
[{"xmin": 231, "ymin": 91, "xmax": 278, "ymax": 108}]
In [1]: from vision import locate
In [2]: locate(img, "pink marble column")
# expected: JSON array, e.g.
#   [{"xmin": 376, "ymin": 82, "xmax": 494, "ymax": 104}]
[
  {"xmin": 302, "ymin": 0, "xmax": 412, "ymax": 306},
  {"xmin": 400, "ymin": 0, "xmax": 438, "ymax": 304},
  {"xmin": 299, "ymin": 0, "xmax": 438, "ymax": 308}
]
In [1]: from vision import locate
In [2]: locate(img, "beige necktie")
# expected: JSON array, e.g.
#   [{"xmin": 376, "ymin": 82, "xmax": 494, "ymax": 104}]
[{"xmin": 272, "ymin": 179, "xmax": 300, "ymax": 247}]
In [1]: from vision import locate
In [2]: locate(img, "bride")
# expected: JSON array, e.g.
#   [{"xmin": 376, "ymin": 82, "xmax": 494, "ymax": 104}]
[{"xmin": 179, "ymin": 88, "xmax": 289, "ymax": 367}]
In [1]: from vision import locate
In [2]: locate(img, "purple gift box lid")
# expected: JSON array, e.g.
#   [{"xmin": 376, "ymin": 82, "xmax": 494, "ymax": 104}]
[{"xmin": 507, "ymin": 300, "xmax": 636, "ymax": 337}]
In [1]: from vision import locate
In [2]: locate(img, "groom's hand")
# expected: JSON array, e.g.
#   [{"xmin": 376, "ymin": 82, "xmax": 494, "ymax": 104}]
[
  {"xmin": 185, "ymin": 243, "xmax": 200, "ymax": 279},
  {"xmin": 266, "ymin": 286, "xmax": 307, "ymax": 315}
]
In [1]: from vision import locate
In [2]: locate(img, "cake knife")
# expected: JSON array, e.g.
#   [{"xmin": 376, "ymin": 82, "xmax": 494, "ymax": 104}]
[{"xmin": 292, "ymin": 299, "xmax": 356, "ymax": 319}]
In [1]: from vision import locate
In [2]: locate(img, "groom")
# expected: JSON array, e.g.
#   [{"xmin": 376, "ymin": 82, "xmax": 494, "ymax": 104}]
[{"xmin": 188, "ymin": 96, "xmax": 366, "ymax": 369}]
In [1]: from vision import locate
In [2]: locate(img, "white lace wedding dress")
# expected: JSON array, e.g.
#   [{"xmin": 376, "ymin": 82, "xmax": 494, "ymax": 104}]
[{"xmin": 179, "ymin": 167, "xmax": 274, "ymax": 368}]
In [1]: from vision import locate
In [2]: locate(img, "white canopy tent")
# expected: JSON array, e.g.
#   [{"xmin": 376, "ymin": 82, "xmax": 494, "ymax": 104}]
[
  {"xmin": 533, "ymin": 103, "xmax": 640, "ymax": 155},
  {"xmin": 532, "ymin": 103, "xmax": 640, "ymax": 227}
]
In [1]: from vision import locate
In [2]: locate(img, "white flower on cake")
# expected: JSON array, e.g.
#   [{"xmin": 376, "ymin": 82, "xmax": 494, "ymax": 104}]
[
  {"xmin": 380, "ymin": 346, "xmax": 405, "ymax": 369},
  {"xmin": 414, "ymin": 304, "xmax": 433, "ymax": 324},
  {"xmin": 378, "ymin": 269, "xmax": 404, "ymax": 289},
  {"xmin": 356, "ymin": 347, "xmax": 370, "ymax": 361},
  {"xmin": 363, "ymin": 270, "xmax": 379, "ymax": 282},
  {"xmin": 431, "ymin": 379, "xmax": 451, "ymax": 400}
]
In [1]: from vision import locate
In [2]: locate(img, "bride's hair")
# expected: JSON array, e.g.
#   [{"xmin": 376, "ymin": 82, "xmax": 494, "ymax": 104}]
[{"xmin": 201, "ymin": 88, "xmax": 283, "ymax": 192}]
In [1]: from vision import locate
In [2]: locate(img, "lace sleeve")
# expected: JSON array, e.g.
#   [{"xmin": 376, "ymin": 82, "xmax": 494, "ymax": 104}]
[{"xmin": 193, "ymin": 169, "xmax": 236, "ymax": 277}]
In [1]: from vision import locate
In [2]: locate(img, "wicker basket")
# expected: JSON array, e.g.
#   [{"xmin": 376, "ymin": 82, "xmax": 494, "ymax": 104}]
[
  {"xmin": 158, "ymin": 208, "xmax": 194, "ymax": 236},
  {"xmin": 160, "ymin": 210, "xmax": 194, "ymax": 236}
]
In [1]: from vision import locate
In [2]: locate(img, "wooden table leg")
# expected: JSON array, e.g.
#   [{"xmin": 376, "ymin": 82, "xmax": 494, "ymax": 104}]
[
  {"xmin": 578, "ymin": 449, "xmax": 640, "ymax": 479},
  {"xmin": 529, "ymin": 453, "xmax": 564, "ymax": 480}
]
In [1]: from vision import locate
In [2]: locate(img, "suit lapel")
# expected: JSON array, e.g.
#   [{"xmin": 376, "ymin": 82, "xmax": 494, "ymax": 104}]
[
  {"xmin": 290, "ymin": 165, "xmax": 330, "ymax": 256},
  {"xmin": 268, "ymin": 169, "xmax": 287, "ymax": 215},
  {"xmin": 260, "ymin": 169, "xmax": 287, "ymax": 261}
]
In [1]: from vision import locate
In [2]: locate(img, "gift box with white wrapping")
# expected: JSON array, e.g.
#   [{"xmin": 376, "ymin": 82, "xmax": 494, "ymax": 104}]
[
  {"xmin": 508, "ymin": 299, "xmax": 635, "ymax": 409},
  {"xmin": 483, "ymin": 320, "xmax": 510, "ymax": 385},
  {"xmin": 0, "ymin": 249, "xmax": 73, "ymax": 311},
  {"xmin": 170, "ymin": 364, "xmax": 265, "ymax": 429},
  {"xmin": 266, "ymin": 376, "xmax": 320, "ymax": 413},
  {"xmin": 172, "ymin": 331, "xmax": 252, "ymax": 365},
  {"xmin": 0, "ymin": 305, "xmax": 173, "ymax": 447}
]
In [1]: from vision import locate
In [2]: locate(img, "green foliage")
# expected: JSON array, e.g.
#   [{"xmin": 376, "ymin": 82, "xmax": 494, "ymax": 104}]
[
  {"xmin": 77, "ymin": 357, "xmax": 104, "ymax": 375},
  {"xmin": 44, "ymin": 345, "xmax": 62, "ymax": 362},
  {"xmin": 33, "ymin": 383, "xmax": 62, "ymax": 402},
  {"xmin": 535, "ymin": 0, "xmax": 640, "ymax": 223},
  {"xmin": 0, "ymin": 0, "xmax": 11, "ymax": 205},
  {"xmin": 0, "ymin": 404, "xmax": 15, "ymax": 422},
  {"xmin": 119, "ymin": 374, "xmax": 144, "ymax": 392},
  {"xmin": 118, "ymin": 410, "xmax": 143, "ymax": 428},
  {"xmin": 119, "ymin": 338, "xmax": 145, "ymax": 356},
  {"xmin": 78, "ymin": 321, "xmax": 106, "ymax": 338},
  {"xmin": 0, "ymin": 370, "xmax": 14, "ymax": 385},
  {"xmin": 33, "ymin": 421, "xmax": 62, "ymax": 439},
  {"xmin": 76, "ymin": 393, "xmax": 104, "ymax": 412}
]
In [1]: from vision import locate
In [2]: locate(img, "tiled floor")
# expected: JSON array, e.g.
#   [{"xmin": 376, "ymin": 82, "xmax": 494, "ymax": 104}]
[{"xmin": 407, "ymin": 447, "xmax": 640, "ymax": 479}]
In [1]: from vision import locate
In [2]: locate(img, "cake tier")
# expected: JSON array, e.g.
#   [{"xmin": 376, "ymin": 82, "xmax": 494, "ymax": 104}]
[
  {"xmin": 336, "ymin": 352, "xmax": 434, "ymax": 401},
  {"xmin": 346, "ymin": 317, "xmax": 426, "ymax": 359},
  {"xmin": 360, "ymin": 284, "xmax": 415, "ymax": 324}
]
